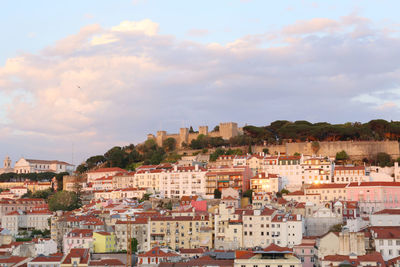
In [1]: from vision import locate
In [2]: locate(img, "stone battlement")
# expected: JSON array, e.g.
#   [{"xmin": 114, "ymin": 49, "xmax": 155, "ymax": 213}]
[{"xmin": 148, "ymin": 122, "xmax": 241, "ymax": 148}]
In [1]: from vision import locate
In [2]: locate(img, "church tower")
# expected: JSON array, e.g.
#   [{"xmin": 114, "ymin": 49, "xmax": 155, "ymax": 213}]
[{"xmin": 3, "ymin": 156, "xmax": 11, "ymax": 169}]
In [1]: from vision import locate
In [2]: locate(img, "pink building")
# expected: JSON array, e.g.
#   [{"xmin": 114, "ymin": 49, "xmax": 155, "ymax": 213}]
[
  {"xmin": 293, "ymin": 237, "xmax": 317, "ymax": 267},
  {"xmin": 347, "ymin": 182, "xmax": 400, "ymax": 214},
  {"xmin": 63, "ymin": 229, "xmax": 93, "ymax": 253}
]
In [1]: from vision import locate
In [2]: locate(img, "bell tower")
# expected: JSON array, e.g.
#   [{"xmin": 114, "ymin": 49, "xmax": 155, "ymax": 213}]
[{"xmin": 3, "ymin": 156, "xmax": 11, "ymax": 169}]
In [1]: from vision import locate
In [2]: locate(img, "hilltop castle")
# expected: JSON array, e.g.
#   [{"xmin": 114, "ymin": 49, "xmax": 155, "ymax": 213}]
[{"xmin": 147, "ymin": 122, "xmax": 242, "ymax": 148}]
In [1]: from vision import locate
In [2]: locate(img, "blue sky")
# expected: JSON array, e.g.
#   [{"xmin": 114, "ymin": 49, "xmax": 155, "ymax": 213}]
[
  {"xmin": 2, "ymin": 0, "xmax": 399, "ymax": 64},
  {"xmin": 1, "ymin": 0, "xmax": 400, "ymax": 165}
]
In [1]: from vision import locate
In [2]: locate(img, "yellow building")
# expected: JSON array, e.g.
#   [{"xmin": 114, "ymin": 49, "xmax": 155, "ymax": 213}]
[
  {"xmin": 92, "ymin": 231, "xmax": 116, "ymax": 253},
  {"xmin": 150, "ymin": 214, "xmax": 213, "ymax": 250}
]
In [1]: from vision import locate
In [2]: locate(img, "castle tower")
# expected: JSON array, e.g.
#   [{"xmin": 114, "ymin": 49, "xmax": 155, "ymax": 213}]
[
  {"xmin": 199, "ymin": 126, "xmax": 208, "ymax": 136},
  {"xmin": 219, "ymin": 122, "xmax": 239, "ymax": 140},
  {"xmin": 3, "ymin": 156, "xmax": 11, "ymax": 169},
  {"xmin": 156, "ymin": 131, "xmax": 167, "ymax": 147},
  {"xmin": 179, "ymin": 128, "xmax": 189, "ymax": 147}
]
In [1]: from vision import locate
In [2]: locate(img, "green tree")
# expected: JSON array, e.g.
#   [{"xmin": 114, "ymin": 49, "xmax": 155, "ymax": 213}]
[
  {"xmin": 263, "ymin": 148, "xmax": 269, "ymax": 154},
  {"xmin": 214, "ymin": 189, "xmax": 221, "ymax": 199},
  {"xmin": 189, "ymin": 126, "xmax": 195, "ymax": 133},
  {"xmin": 376, "ymin": 152, "xmax": 392, "ymax": 167},
  {"xmin": 336, "ymin": 150, "xmax": 349, "ymax": 161},
  {"xmin": 330, "ymin": 223, "xmax": 343, "ymax": 232},
  {"xmin": 163, "ymin": 138, "xmax": 177, "ymax": 152},
  {"xmin": 165, "ymin": 201, "xmax": 173, "ymax": 210},
  {"xmin": 55, "ymin": 172, "xmax": 69, "ymax": 191},
  {"xmin": 48, "ymin": 191, "xmax": 80, "ymax": 211},
  {"xmin": 76, "ymin": 164, "xmax": 88, "ymax": 174},
  {"xmin": 280, "ymin": 188, "xmax": 290, "ymax": 195},
  {"xmin": 31, "ymin": 189, "xmax": 54, "ymax": 200},
  {"xmin": 242, "ymin": 189, "xmax": 253, "ymax": 203},
  {"xmin": 210, "ymin": 148, "xmax": 225, "ymax": 161},
  {"xmin": 131, "ymin": 238, "xmax": 138, "ymax": 253}
]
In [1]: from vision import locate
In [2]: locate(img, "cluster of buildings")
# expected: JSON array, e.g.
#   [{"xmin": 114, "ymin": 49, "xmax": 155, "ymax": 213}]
[{"xmin": 0, "ymin": 150, "xmax": 400, "ymax": 266}]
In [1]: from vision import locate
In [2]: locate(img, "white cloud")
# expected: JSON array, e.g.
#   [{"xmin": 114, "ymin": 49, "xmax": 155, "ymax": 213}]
[
  {"xmin": 1, "ymin": 16, "xmax": 400, "ymax": 162},
  {"xmin": 111, "ymin": 19, "xmax": 159, "ymax": 35}
]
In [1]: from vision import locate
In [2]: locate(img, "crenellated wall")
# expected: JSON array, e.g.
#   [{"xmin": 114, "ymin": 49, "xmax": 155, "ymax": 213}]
[{"xmin": 148, "ymin": 122, "xmax": 241, "ymax": 148}]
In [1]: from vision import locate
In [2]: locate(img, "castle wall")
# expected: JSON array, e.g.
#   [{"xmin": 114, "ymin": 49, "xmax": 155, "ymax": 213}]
[
  {"xmin": 219, "ymin": 122, "xmax": 239, "ymax": 140},
  {"xmin": 188, "ymin": 133, "xmax": 199, "ymax": 144},
  {"xmin": 286, "ymin": 141, "xmax": 400, "ymax": 159},
  {"xmin": 208, "ymin": 131, "xmax": 222, "ymax": 138}
]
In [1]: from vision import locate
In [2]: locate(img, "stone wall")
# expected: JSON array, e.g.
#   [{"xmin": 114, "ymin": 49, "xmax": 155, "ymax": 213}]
[
  {"xmin": 286, "ymin": 140, "xmax": 400, "ymax": 159},
  {"xmin": 148, "ymin": 122, "xmax": 240, "ymax": 148}
]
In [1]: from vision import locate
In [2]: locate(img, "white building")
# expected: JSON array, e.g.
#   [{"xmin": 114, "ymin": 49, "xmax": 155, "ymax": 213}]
[
  {"xmin": 333, "ymin": 165, "xmax": 367, "ymax": 183},
  {"xmin": 1, "ymin": 210, "xmax": 52, "ymax": 236},
  {"xmin": 86, "ymin": 167, "xmax": 127, "ymax": 183},
  {"xmin": 242, "ymin": 208, "xmax": 303, "ymax": 248},
  {"xmin": 370, "ymin": 226, "xmax": 400, "ymax": 261},
  {"xmin": 370, "ymin": 209, "xmax": 400, "ymax": 226},
  {"xmin": 14, "ymin": 158, "xmax": 74, "ymax": 174},
  {"xmin": 135, "ymin": 165, "xmax": 207, "ymax": 198},
  {"xmin": 34, "ymin": 238, "xmax": 58, "ymax": 256}
]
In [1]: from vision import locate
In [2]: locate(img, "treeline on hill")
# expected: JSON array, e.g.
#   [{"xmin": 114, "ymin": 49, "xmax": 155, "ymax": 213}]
[
  {"xmin": 77, "ymin": 119, "xmax": 400, "ymax": 172},
  {"xmin": 0, "ymin": 171, "xmax": 68, "ymax": 183},
  {"xmin": 76, "ymin": 136, "xmax": 249, "ymax": 173},
  {"xmin": 77, "ymin": 140, "xmax": 169, "ymax": 173},
  {"xmin": 243, "ymin": 119, "xmax": 400, "ymax": 144}
]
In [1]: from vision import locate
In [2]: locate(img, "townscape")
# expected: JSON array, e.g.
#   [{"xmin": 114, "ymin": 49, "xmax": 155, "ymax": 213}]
[{"xmin": 0, "ymin": 122, "xmax": 400, "ymax": 267}]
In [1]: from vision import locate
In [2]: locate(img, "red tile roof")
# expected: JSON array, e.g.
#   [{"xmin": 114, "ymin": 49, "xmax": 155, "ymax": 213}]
[
  {"xmin": 373, "ymin": 209, "xmax": 400, "ymax": 215},
  {"xmin": 62, "ymin": 248, "xmax": 90, "ymax": 264},
  {"xmin": 323, "ymin": 251, "xmax": 384, "ymax": 266},
  {"xmin": 89, "ymin": 259, "xmax": 124, "ymax": 266},
  {"xmin": 348, "ymin": 181, "xmax": 400, "ymax": 187},
  {"xmin": 138, "ymin": 247, "xmax": 180, "ymax": 258},
  {"xmin": 30, "ymin": 255, "xmax": 63, "ymax": 263},
  {"xmin": 88, "ymin": 167, "xmax": 127, "ymax": 173},
  {"xmin": 307, "ymin": 184, "xmax": 348, "ymax": 189}
]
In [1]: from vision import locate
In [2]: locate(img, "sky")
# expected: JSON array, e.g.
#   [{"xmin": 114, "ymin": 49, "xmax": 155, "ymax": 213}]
[{"xmin": 1, "ymin": 0, "xmax": 400, "ymax": 166}]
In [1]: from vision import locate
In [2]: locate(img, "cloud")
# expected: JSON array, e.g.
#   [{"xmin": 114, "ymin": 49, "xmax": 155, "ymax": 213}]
[
  {"xmin": 187, "ymin": 29, "xmax": 209, "ymax": 37},
  {"xmin": 1, "ymin": 16, "xmax": 400, "ymax": 163},
  {"xmin": 283, "ymin": 18, "xmax": 340, "ymax": 35},
  {"xmin": 111, "ymin": 19, "xmax": 159, "ymax": 35}
]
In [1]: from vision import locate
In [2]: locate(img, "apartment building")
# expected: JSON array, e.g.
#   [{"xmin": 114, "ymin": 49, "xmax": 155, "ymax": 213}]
[
  {"xmin": 158, "ymin": 165, "xmax": 207, "ymax": 198},
  {"xmin": 149, "ymin": 214, "xmax": 213, "ymax": 250},
  {"xmin": 205, "ymin": 166, "xmax": 252, "ymax": 196},
  {"xmin": 250, "ymin": 172, "xmax": 282, "ymax": 193},
  {"xmin": 1, "ymin": 209, "xmax": 52, "ymax": 235},
  {"xmin": 369, "ymin": 226, "xmax": 400, "ymax": 261},
  {"xmin": 234, "ymin": 243, "xmax": 302, "ymax": 267},
  {"xmin": 334, "ymin": 166, "xmax": 366, "ymax": 183},
  {"xmin": 115, "ymin": 218, "xmax": 150, "ymax": 253},
  {"xmin": 346, "ymin": 182, "xmax": 400, "ymax": 214},
  {"xmin": 0, "ymin": 198, "xmax": 46, "ymax": 217},
  {"xmin": 112, "ymin": 172, "xmax": 136, "ymax": 189},
  {"xmin": 63, "ymin": 229, "xmax": 93, "ymax": 253},
  {"xmin": 214, "ymin": 204, "xmax": 243, "ymax": 250},
  {"xmin": 305, "ymin": 184, "xmax": 348, "ymax": 202},
  {"xmin": 241, "ymin": 208, "xmax": 303, "ymax": 248},
  {"xmin": 86, "ymin": 167, "xmax": 127, "ymax": 183}
]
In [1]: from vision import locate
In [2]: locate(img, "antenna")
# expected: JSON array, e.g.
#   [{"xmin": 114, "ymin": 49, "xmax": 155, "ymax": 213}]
[{"xmin": 71, "ymin": 142, "xmax": 74, "ymax": 165}]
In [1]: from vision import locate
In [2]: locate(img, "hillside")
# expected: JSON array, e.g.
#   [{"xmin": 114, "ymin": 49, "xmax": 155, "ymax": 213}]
[{"xmin": 76, "ymin": 119, "xmax": 400, "ymax": 172}]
